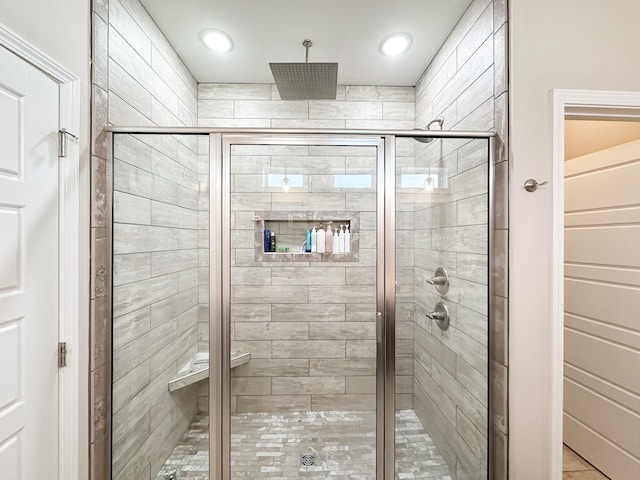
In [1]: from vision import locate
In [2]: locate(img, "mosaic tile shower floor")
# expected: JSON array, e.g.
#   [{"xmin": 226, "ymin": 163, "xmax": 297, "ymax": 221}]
[{"xmin": 156, "ymin": 410, "xmax": 452, "ymax": 479}]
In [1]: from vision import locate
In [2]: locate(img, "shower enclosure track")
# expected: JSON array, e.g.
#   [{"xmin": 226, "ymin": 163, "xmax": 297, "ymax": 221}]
[{"xmin": 104, "ymin": 125, "xmax": 495, "ymax": 139}]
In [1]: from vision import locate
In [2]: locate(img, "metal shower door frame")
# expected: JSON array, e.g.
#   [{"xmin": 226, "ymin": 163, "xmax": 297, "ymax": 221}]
[
  {"xmin": 209, "ymin": 132, "xmax": 395, "ymax": 480},
  {"xmin": 101, "ymin": 126, "xmax": 495, "ymax": 480}
]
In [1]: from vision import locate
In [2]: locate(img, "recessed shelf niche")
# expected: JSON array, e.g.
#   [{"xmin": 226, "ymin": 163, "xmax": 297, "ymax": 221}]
[{"xmin": 253, "ymin": 211, "xmax": 360, "ymax": 262}]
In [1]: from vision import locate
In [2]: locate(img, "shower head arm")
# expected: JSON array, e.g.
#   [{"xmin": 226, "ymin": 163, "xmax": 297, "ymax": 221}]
[
  {"xmin": 303, "ymin": 39, "xmax": 313, "ymax": 63},
  {"xmin": 426, "ymin": 117, "xmax": 444, "ymax": 130}
]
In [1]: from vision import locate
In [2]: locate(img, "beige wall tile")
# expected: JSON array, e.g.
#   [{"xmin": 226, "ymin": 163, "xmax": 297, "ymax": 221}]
[
  {"xmin": 236, "ymin": 395, "xmax": 311, "ymax": 413},
  {"xmin": 310, "ymin": 322, "xmax": 375, "ymax": 340},
  {"xmin": 311, "ymin": 394, "xmax": 376, "ymax": 411},
  {"xmin": 309, "ymin": 101, "xmax": 382, "ymax": 120},
  {"xmin": 235, "ymin": 322, "xmax": 308, "ymax": 341},
  {"xmin": 234, "ymin": 100, "xmax": 308, "ymax": 119},
  {"xmin": 233, "ymin": 359, "xmax": 309, "ymax": 377},
  {"xmin": 309, "ymin": 358, "xmax": 376, "ymax": 376},
  {"xmin": 346, "ymin": 376, "xmax": 376, "ymax": 394},
  {"xmin": 272, "ymin": 376, "xmax": 345, "ymax": 395},
  {"xmin": 345, "ymin": 340, "xmax": 376, "ymax": 357},
  {"xmin": 198, "ymin": 83, "xmax": 271, "ymax": 100},
  {"xmin": 272, "ymin": 303, "xmax": 345, "ymax": 322},
  {"xmin": 231, "ymin": 377, "xmax": 271, "ymax": 396},
  {"xmin": 345, "ymin": 86, "xmax": 415, "ymax": 102},
  {"xmin": 272, "ymin": 340, "xmax": 345, "ymax": 359},
  {"xmin": 308, "ymin": 285, "xmax": 375, "ymax": 304}
]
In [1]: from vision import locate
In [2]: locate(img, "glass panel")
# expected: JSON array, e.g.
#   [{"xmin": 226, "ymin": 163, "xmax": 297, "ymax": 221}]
[
  {"xmin": 110, "ymin": 133, "xmax": 210, "ymax": 479},
  {"xmin": 394, "ymin": 136, "xmax": 490, "ymax": 479},
  {"xmin": 228, "ymin": 139, "xmax": 379, "ymax": 478}
]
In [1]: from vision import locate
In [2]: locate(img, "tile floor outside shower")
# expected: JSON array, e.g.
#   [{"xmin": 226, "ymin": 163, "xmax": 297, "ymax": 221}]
[
  {"xmin": 156, "ymin": 410, "xmax": 452, "ymax": 479},
  {"xmin": 562, "ymin": 445, "xmax": 610, "ymax": 480}
]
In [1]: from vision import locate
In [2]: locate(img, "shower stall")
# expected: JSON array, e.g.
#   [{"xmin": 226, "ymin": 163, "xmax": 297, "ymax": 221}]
[{"xmin": 108, "ymin": 128, "xmax": 494, "ymax": 480}]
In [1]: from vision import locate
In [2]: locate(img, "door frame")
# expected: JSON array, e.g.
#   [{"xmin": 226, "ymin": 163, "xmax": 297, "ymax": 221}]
[
  {"xmin": 0, "ymin": 23, "xmax": 83, "ymax": 480},
  {"xmin": 550, "ymin": 88, "xmax": 640, "ymax": 479}
]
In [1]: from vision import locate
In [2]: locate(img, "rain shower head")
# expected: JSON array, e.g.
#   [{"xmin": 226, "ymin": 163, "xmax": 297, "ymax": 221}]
[{"xmin": 270, "ymin": 40, "xmax": 338, "ymax": 100}]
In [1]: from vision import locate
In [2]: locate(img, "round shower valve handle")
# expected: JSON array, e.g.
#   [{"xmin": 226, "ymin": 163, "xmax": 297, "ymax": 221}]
[
  {"xmin": 426, "ymin": 276, "xmax": 446, "ymax": 286},
  {"xmin": 425, "ymin": 267, "xmax": 449, "ymax": 294},
  {"xmin": 426, "ymin": 302, "xmax": 450, "ymax": 331}
]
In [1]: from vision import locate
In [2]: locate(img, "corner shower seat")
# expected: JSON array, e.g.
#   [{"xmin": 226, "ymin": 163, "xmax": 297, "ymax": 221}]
[{"xmin": 168, "ymin": 351, "xmax": 250, "ymax": 392}]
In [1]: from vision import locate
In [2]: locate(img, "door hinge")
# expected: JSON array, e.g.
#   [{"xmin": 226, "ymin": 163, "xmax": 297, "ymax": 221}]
[
  {"xmin": 58, "ymin": 128, "xmax": 78, "ymax": 158},
  {"xmin": 58, "ymin": 342, "xmax": 67, "ymax": 368}
]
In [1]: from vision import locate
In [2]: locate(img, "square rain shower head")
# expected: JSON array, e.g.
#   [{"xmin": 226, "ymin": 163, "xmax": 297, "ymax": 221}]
[{"xmin": 270, "ymin": 62, "xmax": 338, "ymax": 100}]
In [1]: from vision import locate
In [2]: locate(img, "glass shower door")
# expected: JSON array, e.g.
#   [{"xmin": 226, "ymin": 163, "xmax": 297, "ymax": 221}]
[
  {"xmin": 218, "ymin": 135, "xmax": 385, "ymax": 479},
  {"xmin": 394, "ymin": 136, "xmax": 491, "ymax": 479},
  {"xmin": 110, "ymin": 133, "xmax": 211, "ymax": 480}
]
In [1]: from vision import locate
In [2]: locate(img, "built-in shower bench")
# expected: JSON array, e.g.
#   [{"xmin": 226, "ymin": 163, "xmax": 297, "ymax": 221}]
[{"xmin": 168, "ymin": 351, "xmax": 250, "ymax": 392}]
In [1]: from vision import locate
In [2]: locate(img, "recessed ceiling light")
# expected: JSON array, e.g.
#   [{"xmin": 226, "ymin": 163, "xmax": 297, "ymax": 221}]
[
  {"xmin": 201, "ymin": 29, "xmax": 233, "ymax": 53},
  {"xmin": 379, "ymin": 33, "xmax": 412, "ymax": 56}
]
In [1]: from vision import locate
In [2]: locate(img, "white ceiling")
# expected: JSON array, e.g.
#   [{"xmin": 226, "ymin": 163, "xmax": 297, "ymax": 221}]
[
  {"xmin": 140, "ymin": 0, "xmax": 473, "ymax": 86},
  {"xmin": 565, "ymin": 120, "xmax": 640, "ymax": 160}
]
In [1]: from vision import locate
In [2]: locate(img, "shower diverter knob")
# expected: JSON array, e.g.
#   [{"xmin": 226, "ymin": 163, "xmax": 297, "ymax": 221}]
[
  {"xmin": 426, "ymin": 267, "xmax": 449, "ymax": 294},
  {"xmin": 426, "ymin": 302, "xmax": 450, "ymax": 331}
]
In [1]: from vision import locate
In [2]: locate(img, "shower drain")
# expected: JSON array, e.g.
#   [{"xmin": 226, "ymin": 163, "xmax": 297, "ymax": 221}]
[
  {"xmin": 300, "ymin": 452, "xmax": 316, "ymax": 466},
  {"xmin": 165, "ymin": 469, "xmax": 177, "ymax": 480}
]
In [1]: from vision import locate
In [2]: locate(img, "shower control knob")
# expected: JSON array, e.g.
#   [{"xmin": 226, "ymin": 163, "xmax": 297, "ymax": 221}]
[
  {"xmin": 426, "ymin": 275, "xmax": 446, "ymax": 286},
  {"xmin": 426, "ymin": 311, "xmax": 445, "ymax": 320},
  {"xmin": 425, "ymin": 267, "xmax": 449, "ymax": 294},
  {"xmin": 426, "ymin": 302, "xmax": 450, "ymax": 331}
]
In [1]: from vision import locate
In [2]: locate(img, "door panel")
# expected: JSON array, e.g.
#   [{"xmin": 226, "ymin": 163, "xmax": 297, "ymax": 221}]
[
  {"xmin": 0, "ymin": 45, "xmax": 60, "ymax": 479},
  {"xmin": 224, "ymin": 136, "xmax": 382, "ymax": 479},
  {"xmin": 564, "ymin": 138, "xmax": 640, "ymax": 479},
  {"xmin": 400, "ymin": 137, "xmax": 490, "ymax": 479}
]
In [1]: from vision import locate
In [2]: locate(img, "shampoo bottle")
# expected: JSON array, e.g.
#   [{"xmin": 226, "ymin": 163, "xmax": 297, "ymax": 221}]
[
  {"xmin": 311, "ymin": 227, "xmax": 317, "ymax": 253},
  {"xmin": 264, "ymin": 229, "xmax": 270, "ymax": 253},
  {"xmin": 344, "ymin": 225, "xmax": 351, "ymax": 254},
  {"xmin": 270, "ymin": 232, "xmax": 276, "ymax": 252},
  {"xmin": 325, "ymin": 223, "xmax": 333, "ymax": 253},
  {"xmin": 339, "ymin": 225, "xmax": 345, "ymax": 254},
  {"xmin": 305, "ymin": 229, "xmax": 312, "ymax": 253},
  {"xmin": 333, "ymin": 227, "xmax": 339, "ymax": 255},
  {"xmin": 317, "ymin": 223, "xmax": 326, "ymax": 253}
]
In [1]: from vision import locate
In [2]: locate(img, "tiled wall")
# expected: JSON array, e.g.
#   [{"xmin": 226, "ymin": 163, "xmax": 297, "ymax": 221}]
[
  {"xmin": 198, "ymin": 83, "xmax": 416, "ymax": 129},
  {"xmin": 111, "ymin": 134, "xmax": 203, "ymax": 479},
  {"xmin": 411, "ymin": 0, "xmax": 508, "ymax": 478},
  {"xmin": 197, "ymin": 83, "xmax": 417, "ymax": 413},
  {"xmin": 90, "ymin": 0, "xmax": 201, "ymax": 478},
  {"xmin": 91, "ymin": 1, "xmax": 509, "ymax": 478}
]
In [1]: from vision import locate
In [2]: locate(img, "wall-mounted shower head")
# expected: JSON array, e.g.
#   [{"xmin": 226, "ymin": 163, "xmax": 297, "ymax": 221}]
[
  {"xmin": 270, "ymin": 39, "xmax": 338, "ymax": 100},
  {"xmin": 413, "ymin": 117, "xmax": 445, "ymax": 143}
]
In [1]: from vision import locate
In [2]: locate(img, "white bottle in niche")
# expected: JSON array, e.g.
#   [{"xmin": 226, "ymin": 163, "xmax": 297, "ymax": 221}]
[
  {"xmin": 317, "ymin": 223, "xmax": 326, "ymax": 253},
  {"xmin": 333, "ymin": 227, "xmax": 340, "ymax": 255},
  {"xmin": 339, "ymin": 224, "xmax": 345, "ymax": 254},
  {"xmin": 311, "ymin": 226, "xmax": 317, "ymax": 253},
  {"xmin": 344, "ymin": 225, "xmax": 351, "ymax": 254}
]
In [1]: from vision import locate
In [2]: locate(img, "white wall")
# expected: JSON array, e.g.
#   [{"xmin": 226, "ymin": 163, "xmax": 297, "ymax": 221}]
[
  {"xmin": 509, "ymin": 0, "xmax": 640, "ymax": 478},
  {"xmin": 0, "ymin": 1, "xmax": 91, "ymax": 478},
  {"xmin": 0, "ymin": 0, "xmax": 91, "ymax": 155}
]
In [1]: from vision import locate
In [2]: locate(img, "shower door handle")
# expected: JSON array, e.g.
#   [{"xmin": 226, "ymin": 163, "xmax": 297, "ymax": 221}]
[{"xmin": 376, "ymin": 312, "xmax": 383, "ymax": 344}]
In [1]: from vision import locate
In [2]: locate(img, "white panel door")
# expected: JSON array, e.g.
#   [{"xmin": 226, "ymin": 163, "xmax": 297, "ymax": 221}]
[
  {"xmin": 0, "ymin": 45, "xmax": 60, "ymax": 479},
  {"xmin": 564, "ymin": 138, "xmax": 640, "ymax": 480}
]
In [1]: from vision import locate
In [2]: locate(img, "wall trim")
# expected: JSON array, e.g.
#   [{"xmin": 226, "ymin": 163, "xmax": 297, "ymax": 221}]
[
  {"xmin": 0, "ymin": 22, "xmax": 83, "ymax": 480},
  {"xmin": 550, "ymin": 88, "xmax": 640, "ymax": 480}
]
